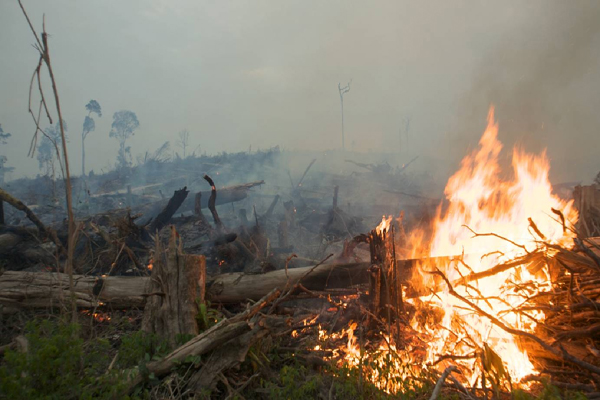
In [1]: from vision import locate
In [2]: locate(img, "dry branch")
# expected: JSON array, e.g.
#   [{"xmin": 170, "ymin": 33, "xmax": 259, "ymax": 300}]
[
  {"xmin": 0, "ymin": 187, "xmax": 64, "ymax": 254},
  {"xmin": 125, "ymin": 289, "xmax": 280, "ymax": 393}
]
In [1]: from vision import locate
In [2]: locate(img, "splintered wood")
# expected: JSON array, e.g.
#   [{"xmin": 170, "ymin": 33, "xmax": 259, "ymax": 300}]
[{"xmin": 142, "ymin": 227, "xmax": 206, "ymax": 346}]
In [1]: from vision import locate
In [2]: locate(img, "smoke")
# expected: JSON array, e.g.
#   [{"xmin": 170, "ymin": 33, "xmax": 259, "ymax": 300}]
[
  {"xmin": 1, "ymin": 1, "xmax": 599, "ymax": 187},
  {"xmin": 446, "ymin": 2, "xmax": 600, "ymax": 183}
]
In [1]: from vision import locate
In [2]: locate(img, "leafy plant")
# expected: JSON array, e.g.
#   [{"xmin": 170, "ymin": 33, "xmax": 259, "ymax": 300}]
[
  {"xmin": 196, "ymin": 300, "xmax": 222, "ymax": 332},
  {"xmin": 0, "ymin": 319, "xmax": 130, "ymax": 400},
  {"xmin": 117, "ymin": 330, "xmax": 169, "ymax": 370}
]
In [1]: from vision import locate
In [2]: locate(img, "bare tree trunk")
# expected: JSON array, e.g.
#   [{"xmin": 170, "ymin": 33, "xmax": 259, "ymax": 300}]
[
  {"xmin": 18, "ymin": 1, "xmax": 77, "ymax": 321},
  {"xmin": 81, "ymin": 135, "xmax": 86, "ymax": 177}
]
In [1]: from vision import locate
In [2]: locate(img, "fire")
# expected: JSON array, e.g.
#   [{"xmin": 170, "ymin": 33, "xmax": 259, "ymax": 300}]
[
  {"xmin": 428, "ymin": 106, "xmax": 576, "ymax": 258},
  {"xmin": 321, "ymin": 106, "xmax": 578, "ymax": 393},
  {"xmin": 82, "ymin": 310, "xmax": 111, "ymax": 322},
  {"xmin": 410, "ymin": 106, "xmax": 577, "ymax": 384},
  {"xmin": 376, "ymin": 215, "xmax": 392, "ymax": 235}
]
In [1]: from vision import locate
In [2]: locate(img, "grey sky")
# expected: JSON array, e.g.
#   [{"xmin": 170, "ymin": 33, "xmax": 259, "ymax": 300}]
[{"xmin": 1, "ymin": 0, "xmax": 599, "ymax": 182}]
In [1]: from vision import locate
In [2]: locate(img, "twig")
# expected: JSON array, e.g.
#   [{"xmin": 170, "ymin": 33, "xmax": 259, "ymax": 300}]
[
  {"xmin": 575, "ymin": 238, "xmax": 600, "ymax": 271},
  {"xmin": 106, "ymin": 351, "xmax": 119, "ymax": 373},
  {"xmin": 429, "ymin": 365, "xmax": 457, "ymax": 400},
  {"xmin": 463, "ymin": 225, "xmax": 529, "ymax": 253}
]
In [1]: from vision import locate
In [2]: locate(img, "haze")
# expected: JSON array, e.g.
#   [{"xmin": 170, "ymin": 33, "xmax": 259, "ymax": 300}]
[{"xmin": 1, "ymin": 0, "xmax": 599, "ymax": 183}]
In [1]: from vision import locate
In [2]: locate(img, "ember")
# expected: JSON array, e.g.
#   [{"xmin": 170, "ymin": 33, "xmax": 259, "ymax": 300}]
[{"xmin": 82, "ymin": 310, "xmax": 111, "ymax": 322}]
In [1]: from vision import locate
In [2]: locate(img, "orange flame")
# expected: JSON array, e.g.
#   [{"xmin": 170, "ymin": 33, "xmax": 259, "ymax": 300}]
[
  {"xmin": 376, "ymin": 215, "xmax": 393, "ymax": 235},
  {"xmin": 322, "ymin": 106, "xmax": 578, "ymax": 392},
  {"xmin": 410, "ymin": 106, "xmax": 577, "ymax": 384}
]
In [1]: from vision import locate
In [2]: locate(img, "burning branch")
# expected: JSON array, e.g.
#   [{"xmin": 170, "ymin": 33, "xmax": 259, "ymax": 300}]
[
  {"xmin": 429, "ymin": 267, "xmax": 600, "ymax": 378},
  {"xmin": 428, "ymin": 365, "xmax": 458, "ymax": 400}
]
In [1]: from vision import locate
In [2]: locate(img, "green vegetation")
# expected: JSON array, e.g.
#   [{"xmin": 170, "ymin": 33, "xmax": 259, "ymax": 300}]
[
  {"xmin": 0, "ymin": 317, "xmax": 590, "ymax": 399},
  {"xmin": 0, "ymin": 318, "xmax": 166, "ymax": 400}
]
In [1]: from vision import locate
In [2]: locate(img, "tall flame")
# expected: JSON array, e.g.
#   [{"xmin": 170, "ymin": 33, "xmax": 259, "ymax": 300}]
[
  {"xmin": 430, "ymin": 106, "xmax": 575, "ymax": 258},
  {"xmin": 410, "ymin": 105, "xmax": 577, "ymax": 383},
  {"xmin": 323, "ymin": 106, "xmax": 578, "ymax": 392}
]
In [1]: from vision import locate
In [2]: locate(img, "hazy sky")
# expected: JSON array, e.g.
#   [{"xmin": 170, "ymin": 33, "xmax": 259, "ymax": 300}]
[{"xmin": 1, "ymin": 0, "xmax": 599, "ymax": 181}]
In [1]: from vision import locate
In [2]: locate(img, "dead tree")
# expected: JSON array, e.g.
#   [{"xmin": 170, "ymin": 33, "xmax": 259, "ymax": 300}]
[
  {"xmin": 338, "ymin": 80, "xmax": 351, "ymax": 150},
  {"xmin": 19, "ymin": 1, "xmax": 77, "ymax": 320},
  {"xmin": 142, "ymin": 227, "xmax": 206, "ymax": 347}
]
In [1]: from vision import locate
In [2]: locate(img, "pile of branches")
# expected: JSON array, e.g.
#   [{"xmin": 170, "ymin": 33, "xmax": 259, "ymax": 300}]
[
  {"xmin": 416, "ymin": 233, "xmax": 600, "ymax": 398},
  {"xmin": 520, "ymin": 237, "xmax": 600, "ymax": 394}
]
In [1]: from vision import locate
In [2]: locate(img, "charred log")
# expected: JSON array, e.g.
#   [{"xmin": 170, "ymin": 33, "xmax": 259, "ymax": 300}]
[{"xmin": 147, "ymin": 187, "xmax": 189, "ymax": 234}]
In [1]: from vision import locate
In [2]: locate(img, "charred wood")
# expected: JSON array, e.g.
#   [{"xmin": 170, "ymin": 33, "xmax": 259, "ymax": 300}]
[
  {"xmin": 203, "ymin": 174, "xmax": 223, "ymax": 230},
  {"xmin": 0, "ymin": 187, "xmax": 65, "ymax": 254},
  {"xmin": 147, "ymin": 187, "xmax": 189, "ymax": 234}
]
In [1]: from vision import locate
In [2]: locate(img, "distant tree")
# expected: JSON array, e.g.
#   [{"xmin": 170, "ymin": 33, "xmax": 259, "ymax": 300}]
[
  {"xmin": 81, "ymin": 100, "xmax": 102, "ymax": 176},
  {"xmin": 37, "ymin": 121, "xmax": 68, "ymax": 201},
  {"xmin": 0, "ymin": 124, "xmax": 11, "ymax": 144},
  {"xmin": 109, "ymin": 110, "xmax": 139, "ymax": 169},
  {"xmin": 37, "ymin": 120, "xmax": 68, "ymax": 177},
  {"xmin": 176, "ymin": 129, "xmax": 190, "ymax": 158}
]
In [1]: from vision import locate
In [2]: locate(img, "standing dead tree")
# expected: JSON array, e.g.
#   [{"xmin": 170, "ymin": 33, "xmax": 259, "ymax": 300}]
[
  {"xmin": 177, "ymin": 129, "xmax": 190, "ymax": 158},
  {"xmin": 338, "ymin": 80, "xmax": 351, "ymax": 151},
  {"xmin": 18, "ymin": 1, "xmax": 78, "ymax": 320}
]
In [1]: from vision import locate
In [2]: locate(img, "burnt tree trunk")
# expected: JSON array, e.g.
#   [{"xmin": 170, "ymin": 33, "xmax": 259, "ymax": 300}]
[
  {"xmin": 142, "ymin": 227, "xmax": 205, "ymax": 346},
  {"xmin": 148, "ymin": 187, "xmax": 189, "ymax": 234},
  {"xmin": 368, "ymin": 227, "xmax": 403, "ymax": 320}
]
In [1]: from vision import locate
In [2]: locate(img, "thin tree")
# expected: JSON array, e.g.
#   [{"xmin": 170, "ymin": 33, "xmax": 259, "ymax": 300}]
[
  {"xmin": 338, "ymin": 80, "xmax": 352, "ymax": 151},
  {"xmin": 0, "ymin": 125, "xmax": 11, "ymax": 186},
  {"xmin": 109, "ymin": 110, "xmax": 139, "ymax": 169},
  {"xmin": 37, "ymin": 120, "xmax": 68, "ymax": 201},
  {"xmin": 18, "ymin": 1, "xmax": 77, "ymax": 320},
  {"xmin": 0, "ymin": 124, "xmax": 10, "ymax": 145},
  {"xmin": 404, "ymin": 116, "xmax": 411, "ymax": 153},
  {"xmin": 81, "ymin": 100, "xmax": 102, "ymax": 176},
  {"xmin": 177, "ymin": 129, "xmax": 190, "ymax": 158}
]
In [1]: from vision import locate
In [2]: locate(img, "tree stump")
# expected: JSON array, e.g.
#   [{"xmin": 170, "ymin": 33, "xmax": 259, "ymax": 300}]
[{"xmin": 142, "ymin": 226, "xmax": 206, "ymax": 346}]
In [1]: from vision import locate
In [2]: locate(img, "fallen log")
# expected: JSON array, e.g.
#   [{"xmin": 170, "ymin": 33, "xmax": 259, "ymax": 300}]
[
  {"xmin": 3, "ymin": 251, "xmax": 513, "ymax": 311},
  {"xmin": 141, "ymin": 181, "xmax": 264, "ymax": 219},
  {"xmin": 206, "ymin": 261, "xmax": 370, "ymax": 303},
  {"xmin": 80, "ymin": 181, "xmax": 264, "ymax": 227},
  {"xmin": 0, "ymin": 270, "xmax": 149, "ymax": 313},
  {"xmin": 0, "ymin": 261, "xmax": 370, "ymax": 312}
]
